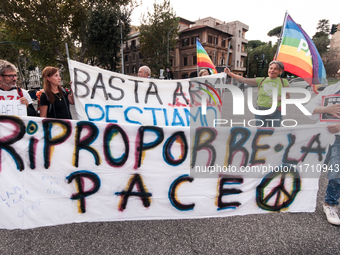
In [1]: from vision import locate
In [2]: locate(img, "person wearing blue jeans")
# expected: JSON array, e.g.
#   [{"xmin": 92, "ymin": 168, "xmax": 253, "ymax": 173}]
[
  {"xmin": 305, "ymin": 81, "xmax": 340, "ymax": 225},
  {"xmin": 255, "ymin": 108, "xmax": 282, "ymax": 127}
]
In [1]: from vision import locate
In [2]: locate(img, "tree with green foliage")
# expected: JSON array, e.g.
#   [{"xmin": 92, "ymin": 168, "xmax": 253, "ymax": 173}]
[
  {"xmin": 0, "ymin": 21, "xmax": 41, "ymax": 89},
  {"xmin": 138, "ymin": 0, "xmax": 179, "ymax": 77},
  {"xmin": 0, "ymin": 22, "xmax": 22, "ymax": 64},
  {"xmin": 312, "ymin": 19, "xmax": 330, "ymax": 56},
  {"xmin": 0, "ymin": 0, "xmax": 136, "ymax": 69},
  {"xmin": 316, "ymin": 19, "xmax": 330, "ymax": 34},
  {"xmin": 246, "ymin": 40, "xmax": 266, "ymax": 51},
  {"xmin": 267, "ymin": 26, "xmax": 282, "ymax": 38},
  {"xmin": 87, "ymin": 4, "xmax": 132, "ymax": 71},
  {"xmin": 246, "ymin": 44, "xmax": 276, "ymax": 78}
]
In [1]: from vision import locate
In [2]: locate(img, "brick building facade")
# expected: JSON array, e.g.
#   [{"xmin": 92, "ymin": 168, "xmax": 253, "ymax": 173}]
[{"xmin": 123, "ymin": 17, "xmax": 248, "ymax": 79}]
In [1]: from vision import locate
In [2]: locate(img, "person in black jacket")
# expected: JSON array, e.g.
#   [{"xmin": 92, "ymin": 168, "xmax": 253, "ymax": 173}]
[{"xmin": 39, "ymin": 66, "xmax": 74, "ymax": 119}]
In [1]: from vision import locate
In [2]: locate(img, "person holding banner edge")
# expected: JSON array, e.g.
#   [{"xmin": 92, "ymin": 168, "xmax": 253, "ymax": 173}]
[
  {"xmin": 39, "ymin": 66, "xmax": 74, "ymax": 119},
  {"xmin": 224, "ymin": 60, "xmax": 290, "ymax": 127},
  {"xmin": 305, "ymin": 81, "xmax": 340, "ymax": 225},
  {"xmin": 0, "ymin": 60, "xmax": 36, "ymax": 116}
]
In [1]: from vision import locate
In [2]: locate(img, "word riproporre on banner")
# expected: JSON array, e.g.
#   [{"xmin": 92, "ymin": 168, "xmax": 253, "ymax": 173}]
[{"xmin": 0, "ymin": 115, "xmax": 327, "ymax": 213}]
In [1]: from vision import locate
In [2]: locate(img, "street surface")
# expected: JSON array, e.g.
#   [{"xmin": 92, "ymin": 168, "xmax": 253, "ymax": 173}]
[{"xmin": 0, "ymin": 88, "xmax": 339, "ymax": 255}]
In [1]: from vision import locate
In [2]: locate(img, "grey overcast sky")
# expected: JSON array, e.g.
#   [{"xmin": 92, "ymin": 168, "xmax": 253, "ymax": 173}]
[{"xmin": 130, "ymin": 0, "xmax": 339, "ymax": 43}]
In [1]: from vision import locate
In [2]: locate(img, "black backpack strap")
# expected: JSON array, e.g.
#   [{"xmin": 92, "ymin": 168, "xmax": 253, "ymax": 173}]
[
  {"xmin": 27, "ymin": 104, "xmax": 37, "ymax": 116},
  {"xmin": 16, "ymin": 87, "xmax": 24, "ymax": 98},
  {"xmin": 280, "ymin": 78, "xmax": 287, "ymax": 87},
  {"xmin": 258, "ymin": 77, "xmax": 266, "ymax": 90}
]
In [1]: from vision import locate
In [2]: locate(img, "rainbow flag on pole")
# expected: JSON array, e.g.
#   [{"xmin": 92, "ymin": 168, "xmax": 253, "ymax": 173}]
[
  {"xmin": 196, "ymin": 39, "xmax": 217, "ymax": 74},
  {"xmin": 275, "ymin": 13, "xmax": 326, "ymax": 94}
]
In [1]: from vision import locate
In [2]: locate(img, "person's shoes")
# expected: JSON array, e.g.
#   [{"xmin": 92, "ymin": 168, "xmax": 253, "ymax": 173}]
[{"xmin": 323, "ymin": 204, "xmax": 340, "ymax": 225}]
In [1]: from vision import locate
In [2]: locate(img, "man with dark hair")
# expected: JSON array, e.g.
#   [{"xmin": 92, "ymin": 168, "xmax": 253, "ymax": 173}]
[{"xmin": 0, "ymin": 59, "xmax": 36, "ymax": 116}]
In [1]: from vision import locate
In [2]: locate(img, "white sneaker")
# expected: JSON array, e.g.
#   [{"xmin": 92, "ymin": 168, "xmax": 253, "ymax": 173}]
[{"xmin": 323, "ymin": 204, "xmax": 340, "ymax": 225}]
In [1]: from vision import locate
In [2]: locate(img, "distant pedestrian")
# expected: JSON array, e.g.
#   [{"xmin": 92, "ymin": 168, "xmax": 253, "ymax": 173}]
[
  {"xmin": 199, "ymin": 69, "xmax": 209, "ymax": 77},
  {"xmin": 138, "ymin": 66, "xmax": 151, "ymax": 78}
]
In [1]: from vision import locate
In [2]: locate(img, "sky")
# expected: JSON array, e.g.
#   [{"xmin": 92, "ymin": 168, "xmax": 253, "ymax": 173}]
[{"xmin": 130, "ymin": 0, "xmax": 339, "ymax": 43}]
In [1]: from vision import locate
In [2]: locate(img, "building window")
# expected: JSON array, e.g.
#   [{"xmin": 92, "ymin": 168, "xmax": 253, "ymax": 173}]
[
  {"xmin": 237, "ymin": 61, "xmax": 239, "ymax": 67},
  {"xmin": 139, "ymin": 53, "xmax": 143, "ymax": 59},
  {"xmin": 208, "ymin": 35, "xmax": 212, "ymax": 44},
  {"xmin": 132, "ymin": 66, "xmax": 137, "ymax": 73},
  {"xmin": 191, "ymin": 36, "xmax": 199, "ymax": 45},
  {"xmin": 239, "ymin": 30, "xmax": 241, "ymax": 37},
  {"xmin": 125, "ymin": 55, "xmax": 128, "ymax": 62},
  {"xmin": 182, "ymin": 38, "xmax": 189, "ymax": 47},
  {"xmin": 193, "ymin": 55, "xmax": 197, "ymax": 65},
  {"xmin": 182, "ymin": 73, "xmax": 189, "ymax": 79},
  {"xmin": 170, "ymin": 59, "xmax": 173, "ymax": 66},
  {"xmin": 221, "ymin": 39, "xmax": 226, "ymax": 47},
  {"xmin": 238, "ymin": 45, "xmax": 240, "ymax": 52},
  {"xmin": 214, "ymin": 37, "xmax": 218, "ymax": 45},
  {"xmin": 131, "ymin": 40, "xmax": 136, "ymax": 49},
  {"xmin": 184, "ymin": 57, "xmax": 188, "ymax": 66},
  {"xmin": 125, "ymin": 66, "xmax": 129, "ymax": 74}
]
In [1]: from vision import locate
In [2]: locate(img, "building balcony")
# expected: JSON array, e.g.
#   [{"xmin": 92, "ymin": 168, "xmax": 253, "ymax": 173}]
[
  {"xmin": 234, "ymin": 67, "xmax": 246, "ymax": 72},
  {"xmin": 123, "ymin": 45, "xmax": 140, "ymax": 51},
  {"xmin": 240, "ymin": 51, "xmax": 248, "ymax": 57}
]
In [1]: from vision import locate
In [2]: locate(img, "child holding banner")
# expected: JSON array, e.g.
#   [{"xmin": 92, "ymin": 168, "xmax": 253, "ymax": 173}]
[
  {"xmin": 305, "ymin": 81, "xmax": 340, "ymax": 225},
  {"xmin": 39, "ymin": 66, "xmax": 74, "ymax": 119},
  {"xmin": 224, "ymin": 60, "xmax": 290, "ymax": 127}
]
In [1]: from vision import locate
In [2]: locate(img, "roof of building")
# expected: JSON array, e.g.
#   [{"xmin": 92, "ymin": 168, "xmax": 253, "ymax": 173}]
[{"xmin": 180, "ymin": 25, "xmax": 233, "ymax": 37}]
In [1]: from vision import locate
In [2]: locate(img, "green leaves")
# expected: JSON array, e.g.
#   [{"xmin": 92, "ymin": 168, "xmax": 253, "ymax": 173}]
[
  {"xmin": 0, "ymin": 0, "xmax": 134, "ymax": 70},
  {"xmin": 138, "ymin": 0, "xmax": 178, "ymax": 77},
  {"xmin": 86, "ymin": 3, "xmax": 132, "ymax": 71}
]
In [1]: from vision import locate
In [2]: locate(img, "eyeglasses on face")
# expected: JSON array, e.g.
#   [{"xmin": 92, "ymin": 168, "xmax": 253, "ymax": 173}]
[{"xmin": 1, "ymin": 74, "xmax": 18, "ymax": 79}]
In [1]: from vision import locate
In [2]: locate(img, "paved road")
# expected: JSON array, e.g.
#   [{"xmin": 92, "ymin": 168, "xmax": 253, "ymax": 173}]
[{"xmin": 1, "ymin": 89, "xmax": 339, "ymax": 255}]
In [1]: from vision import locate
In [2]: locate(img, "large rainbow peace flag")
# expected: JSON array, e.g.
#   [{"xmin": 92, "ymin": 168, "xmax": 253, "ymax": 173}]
[
  {"xmin": 276, "ymin": 13, "xmax": 326, "ymax": 94},
  {"xmin": 196, "ymin": 39, "xmax": 217, "ymax": 74}
]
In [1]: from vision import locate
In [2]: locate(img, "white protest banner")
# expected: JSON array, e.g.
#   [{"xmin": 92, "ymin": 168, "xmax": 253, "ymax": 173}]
[
  {"xmin": 68, "ymin": 60, "xmax": 224, "ymax": 126},
  {"xmin": 0, "ymin": 116, "xmax": 334, "ymax": 229},
  {"xmin": 0, "ymin": 100, "xmax": 27, "ymax": 116}
]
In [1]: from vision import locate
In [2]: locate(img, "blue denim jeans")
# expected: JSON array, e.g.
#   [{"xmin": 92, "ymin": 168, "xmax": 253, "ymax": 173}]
[
  {"xmin": 255, "ymin": 108, "xmax": 282, "ymax": 127},
  {"xmin": 325, "ymin": 135, "xmax": 340, "ymax": 206}
]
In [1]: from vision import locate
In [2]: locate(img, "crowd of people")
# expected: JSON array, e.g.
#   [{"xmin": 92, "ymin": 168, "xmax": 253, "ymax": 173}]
[
  {"xmin": 0, "ymin": 60, "xmax": 74, "ymax": 119},
  {"xmin": 1, "ymin": 58, "xmax": 340, "ymax": 226}
]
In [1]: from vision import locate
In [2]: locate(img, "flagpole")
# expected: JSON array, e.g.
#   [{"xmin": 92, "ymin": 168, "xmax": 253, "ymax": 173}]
[
  {"xmin": 275, "ymin": 11, "xmax": 289, "ymax": 60},
  {"xmin": 196, "ymin": 38, "xmax": 199, "ymax": 76}
]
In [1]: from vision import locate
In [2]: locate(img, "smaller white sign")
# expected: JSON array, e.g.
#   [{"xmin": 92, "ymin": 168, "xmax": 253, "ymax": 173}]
[{"xmin": 0, "ymin": 100, "xmax": 27, "ymax": 116}]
